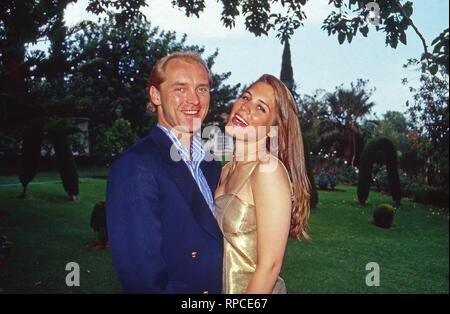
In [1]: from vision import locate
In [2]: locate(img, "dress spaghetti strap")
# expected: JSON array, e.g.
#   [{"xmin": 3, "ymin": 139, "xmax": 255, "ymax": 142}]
[
  {"xmin": 233, "ymin": 161, "xmax": 260, "ymax": 196},
  {"xmin": 275, "ymin": 158, "xmax": 294, "ymax": 196},
  {"xmin": 219, "ymin": 161, "xmax": 260, "ymax": 212}
]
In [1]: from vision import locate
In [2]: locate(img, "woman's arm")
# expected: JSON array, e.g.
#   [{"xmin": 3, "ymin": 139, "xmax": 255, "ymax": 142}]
[{"xmin": 246, "ymin": 157, "xmax": 292, "ymax": 294}]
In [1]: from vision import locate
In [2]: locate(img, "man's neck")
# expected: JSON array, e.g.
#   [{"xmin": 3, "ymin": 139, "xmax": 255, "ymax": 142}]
[{"xmin": 157, "ymin": 124, "xmax": 193, "ymax": 160}]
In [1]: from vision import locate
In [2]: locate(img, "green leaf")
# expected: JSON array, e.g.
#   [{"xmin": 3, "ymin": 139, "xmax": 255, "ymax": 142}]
[
  {"xmin": 338, "ymin": 32, "xmax": 345, "ymax": 45},
  {"xmin": 360, "ymin": 25, "xmax": 369, "ymax": 37},
  {"xmin": 380, "ymin": 8, "xmax": 391, "ymax": 20},
  {"xmin": 429, "ymin": 64, "xmax": 438, "ymax": 75},
  {"xmin": 433, "ymin": 42, "xmax": 443, "ymax": 54},
  {"xmin": 431, "ymin": 36, "xmax": 440, "ymax": 45},
  {"xmin": 389, "ymin": 37, "xmax": 398, "ymax": 49},
  {"xmin": 347, "ymin": 32, "xmax": 353, "ymax": 43},
  {"xmin": 399, "ymin": 32, "xmax": 407, "ymax": 45},
  {"xmin": 403, "ymin": 2, "xmax": 413, "ymax": 17}
]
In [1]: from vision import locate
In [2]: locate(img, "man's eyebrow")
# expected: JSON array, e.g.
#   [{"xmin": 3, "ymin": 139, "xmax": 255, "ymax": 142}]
[
  {"xmin": 170, "ymin": 81, "xmax": 210, "ymax": 87},
  {"xmin": 170, "ymin": 81, "xmax": 188, "ymax": 86}
]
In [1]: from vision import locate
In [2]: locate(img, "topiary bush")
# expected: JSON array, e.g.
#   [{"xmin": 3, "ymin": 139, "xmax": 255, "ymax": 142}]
[
  {"xmin": 45, "ymin": 118, "xmax": 80, "ymax": 201},
  {"xmin": 51, "ymin": 133, "xmax": 79, "ymax": 200},
  {"xmin": 18, "ymin": 122, "xmax": 44, "ymax": 199},
  {"xmin": 90, "ymin": 200, "xmax": 108, "ymax": 247},
  {"xmin": 357, "ymin": 137, "xmax": 402, "ymax": 206},
  {"xmin": 373, "ymin": 204, "xmax": 395, "ymax": 229}
]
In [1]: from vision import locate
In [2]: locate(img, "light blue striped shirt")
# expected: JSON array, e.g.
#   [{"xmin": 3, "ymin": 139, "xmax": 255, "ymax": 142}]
[{"xmin": 157, "ymin": 124, "xmax": 215, "ymax": 212}]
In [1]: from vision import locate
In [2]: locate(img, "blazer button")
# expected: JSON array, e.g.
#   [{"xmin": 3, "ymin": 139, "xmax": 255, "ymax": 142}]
[
  {"xmin": 191, "ymin": 251, "xmax": 198, "ymax": 258},
  {"xmin": 203, "ymin": 291, "xmax": 208, "ymax": 294}
]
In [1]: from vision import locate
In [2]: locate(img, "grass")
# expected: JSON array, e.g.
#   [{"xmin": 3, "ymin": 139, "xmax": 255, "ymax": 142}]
[
  {"xmin": 0, "ymin": 169, "xmax": 121, "ymax": 294},
  {"xmin": 0, "ymin": 170, "xmax": 448, "ymax": 294},
  {"xmin": 281, "ymin": 185, "xmax": 449, "ymax": 294}
]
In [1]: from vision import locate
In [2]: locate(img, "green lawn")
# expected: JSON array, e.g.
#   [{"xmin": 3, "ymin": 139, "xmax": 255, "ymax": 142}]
[{"xmin": 0, "ymin": 170, "xmax": 448, "ymax": 294}]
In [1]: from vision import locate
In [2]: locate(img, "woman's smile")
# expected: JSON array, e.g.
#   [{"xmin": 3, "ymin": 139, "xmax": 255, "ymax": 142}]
[{"xmin": 231, "ymin": 113, "xmax": 249, "ymax": 127}]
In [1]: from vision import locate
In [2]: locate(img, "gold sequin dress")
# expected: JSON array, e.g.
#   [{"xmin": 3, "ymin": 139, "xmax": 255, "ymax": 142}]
[{"xmin": 214, "ymin": 161, "xmax": 287, "ymax": 294}]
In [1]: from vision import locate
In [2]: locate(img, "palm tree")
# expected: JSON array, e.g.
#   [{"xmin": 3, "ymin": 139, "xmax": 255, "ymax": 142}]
[{"xmin": 318, "ymin": 79, "xmax": 375, "ymax": 166}]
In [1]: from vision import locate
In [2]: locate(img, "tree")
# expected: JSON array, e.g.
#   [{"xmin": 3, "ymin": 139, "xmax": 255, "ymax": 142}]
[
  {"xmin": 63, "ymin": 12, "xmax": 240, "ymax": 161},
  {"xmin": 170, "ymin": 0, "xmax": 440, "ymax": 73},
  {"xmin": 1, "ymin": 0, "xmax": 148, "ymax": 195},
  {"xmin": 319, "ymin": 79, "xmax": 375, "ymax": 166},
  {"xmin": 403, "ymin": 58, "xmax": 449, "ymax": 186},
  {"xmin": 0, "ymin": 0, "xmax": 146, "ymax": 121},
  {"xmin": 280, "ymin": 39, "xmax": 296, "ymax": 96},
  {"xmin": 203, "ymin": 50, "xmax": 241, "ymax": 128},
  {"xmin": 278, "ymin": 38, "xmax": 317, "ymax": 208},
  {"xmin": 372, "ymin": 111, "xmax": 410, "ymax": 153}
]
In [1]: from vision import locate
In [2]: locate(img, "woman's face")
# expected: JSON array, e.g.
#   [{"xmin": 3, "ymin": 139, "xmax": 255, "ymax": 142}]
[{"xmin": 226, "ymin": 82, "xmax": 277, "ymax": 142}]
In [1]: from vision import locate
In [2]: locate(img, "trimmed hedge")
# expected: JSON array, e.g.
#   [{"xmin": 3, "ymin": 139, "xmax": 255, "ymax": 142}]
[
  {"xmin": 373, "ymin": 203, "xmax": 395, "ymax": 229},
  {"xmin": 50, "ymin": 132, "xmax": 79, "ymax": 199},
  {"xmin": 90, "ymin": 200, "xmax": 108, "ymax": 246},
  {"xmin": 357, "ymin": 137, "xmax": 402, "ymax": 205},
  {"xmin": 18, "ymin": 123, "xmax": 44, "ymax": 198},
  {"xmin": 413, "ymin": 186, "xmax": 449, "ymax": 207}
]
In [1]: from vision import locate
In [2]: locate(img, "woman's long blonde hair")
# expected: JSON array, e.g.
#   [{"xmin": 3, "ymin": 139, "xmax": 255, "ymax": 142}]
[{"xmin": 250, "ymin": 74, "xmax": 311, "ymax": 240}]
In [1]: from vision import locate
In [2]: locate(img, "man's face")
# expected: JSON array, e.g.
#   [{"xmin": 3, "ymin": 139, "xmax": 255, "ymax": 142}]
[{"xmin": 150, "ymin": 58, "xmax": 210, "ymax": 134}]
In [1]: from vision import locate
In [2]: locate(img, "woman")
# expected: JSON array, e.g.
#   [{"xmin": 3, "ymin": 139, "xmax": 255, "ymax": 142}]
[{"xmin": 214, "ymin": 74, "xmax": 311, "ymax": 294}]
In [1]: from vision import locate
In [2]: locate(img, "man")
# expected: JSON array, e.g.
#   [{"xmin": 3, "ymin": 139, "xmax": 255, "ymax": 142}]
[{"xmin": 106, "ymin": 51, "xmax": 223, "ymax": 294}]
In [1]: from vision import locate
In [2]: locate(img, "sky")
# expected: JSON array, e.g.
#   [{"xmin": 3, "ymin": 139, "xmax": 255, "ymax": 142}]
[{"xmin": 63, "ymin": 0, "xmax": 449, "ymax": 117}]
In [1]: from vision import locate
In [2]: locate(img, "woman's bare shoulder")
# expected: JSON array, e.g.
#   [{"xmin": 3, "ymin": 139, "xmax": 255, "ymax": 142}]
[{"xmin": 251, "ymin": 155, "xmax": 291, "ymax": 191}]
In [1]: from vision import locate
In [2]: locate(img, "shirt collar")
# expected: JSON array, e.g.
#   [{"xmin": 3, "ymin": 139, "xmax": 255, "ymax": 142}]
[{"xmin": 157, "ymin": 124, "xmax": 205, "ymax": 163}]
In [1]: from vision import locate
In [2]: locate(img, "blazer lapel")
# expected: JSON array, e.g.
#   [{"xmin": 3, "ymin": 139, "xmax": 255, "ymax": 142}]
[{"xmin": 150, "ymin": 127, "xmax": 222, "ymax": 244}]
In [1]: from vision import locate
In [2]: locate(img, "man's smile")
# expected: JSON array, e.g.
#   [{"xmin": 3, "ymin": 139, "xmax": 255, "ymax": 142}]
[{"xmin": 181, "ymin": 109, "xmax": 200, "ymax": 115}]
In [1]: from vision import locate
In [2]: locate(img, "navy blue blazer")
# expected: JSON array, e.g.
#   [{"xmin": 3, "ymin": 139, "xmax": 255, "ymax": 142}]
[{"xmin": 106, "ymin": 127, "xmax": 223, "ymax": 294}]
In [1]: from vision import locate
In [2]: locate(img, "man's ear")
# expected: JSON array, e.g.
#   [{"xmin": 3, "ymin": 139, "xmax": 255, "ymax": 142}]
[{"xmin": 149, "ymin": 85, "xmax": 161, "ymax": 106}]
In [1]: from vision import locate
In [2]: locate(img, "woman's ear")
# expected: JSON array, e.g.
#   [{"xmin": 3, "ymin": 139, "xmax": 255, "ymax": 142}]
[{"xmin": 149, "ymin": 85, "xmax": 161, "ymax": 106}]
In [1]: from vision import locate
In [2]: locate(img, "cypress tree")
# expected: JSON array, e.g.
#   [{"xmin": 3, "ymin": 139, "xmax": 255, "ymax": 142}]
[
  {"xmin": 280, "ymin": 39, "xmax": 295, "ymax": 94},
  {"xmin": 279, "ymin": 39, "xmax": 318, "ymax": 208}
]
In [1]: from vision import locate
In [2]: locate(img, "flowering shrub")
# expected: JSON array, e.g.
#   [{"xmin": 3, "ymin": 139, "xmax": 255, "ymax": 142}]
[
  {"xmin": 311, "ymin": 150, "xmax": 359, "ymax": 188},
  {"xmin": 339, "ymin": 163, "xmax": 359, "ymax": 186},
  {"xmin": 373, "ymin": 165, "xmax": 390, "ymax": 192},
  {"xmin": 372, "ymin": 165, "xmax": 438, "ymax": 200},
  {"xmin": 317, "ymin": 170, "xmax": 329, "ymax": 189},
  {"xmin": 312, "ymin": 150, "xmax": 339, "ymax": 190}
]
